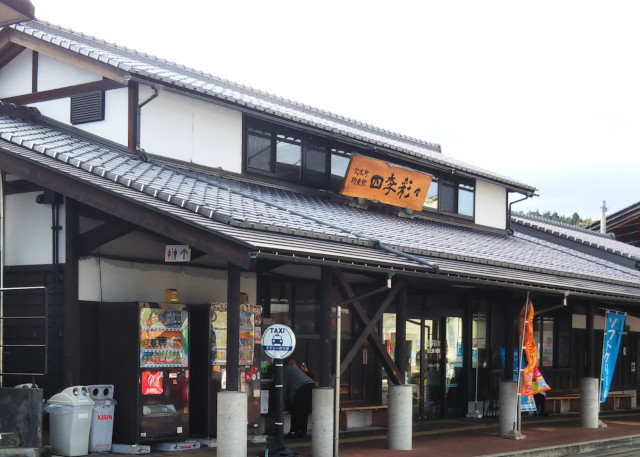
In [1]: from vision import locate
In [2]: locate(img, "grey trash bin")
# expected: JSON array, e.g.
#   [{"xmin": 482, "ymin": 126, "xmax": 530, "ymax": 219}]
[
  {"xmin": 46, "ymin": 386, "xmax": 94, "ymax": 456},
  {"xmin": 87, "ymin": 385, "xmax": 116, "ymax": 453}
]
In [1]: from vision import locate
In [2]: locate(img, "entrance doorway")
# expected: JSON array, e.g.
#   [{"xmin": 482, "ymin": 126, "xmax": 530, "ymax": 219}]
[
  {"xmin": 383, "ymin": 312, "xmax": 465, "ymax": 419},
  {"xmin": 411, "ymin": 316, "xmax": 464, "ymax": 419}
]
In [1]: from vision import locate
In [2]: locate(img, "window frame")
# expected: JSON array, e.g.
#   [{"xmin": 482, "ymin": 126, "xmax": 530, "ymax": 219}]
[
  {"xmin": 422, "ymin": 174, "xmax": 475, "ymax": 219},
  {"xmin": 244, "ymin": 116, "xmax": 476, "ymax": 219}
]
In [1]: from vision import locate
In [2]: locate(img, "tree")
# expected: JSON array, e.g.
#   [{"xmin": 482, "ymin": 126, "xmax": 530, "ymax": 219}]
[{"xmin": 523, "ymin": 210, "xmax": 593, "ymax": 227}]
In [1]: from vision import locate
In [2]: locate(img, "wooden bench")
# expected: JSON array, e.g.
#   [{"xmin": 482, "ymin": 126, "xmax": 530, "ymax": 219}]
[
  {"xmin": 546, "ymin": 392, "xmax": 636, "ymax": 414},
  {"xmin": 339, "ymin": 405, "xmax": 388, "ymax": 430},
  {"xmin": 601, "ymin": 392, "xmax": 636, "ymax": 411},
  {"xmin": 545, "ymin": 395, "xmax": 579, "ymax": 414}
]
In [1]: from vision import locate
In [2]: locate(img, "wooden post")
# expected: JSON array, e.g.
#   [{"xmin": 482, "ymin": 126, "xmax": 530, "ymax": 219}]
[
  {"xmin": 226, "ymin": 264, "xmax": 240, "ymax": 391},
  {"xmin": 395, "ymin": 282, "xmax": 407, "ymax": 382},
  {"xmin": 319, "ymin": 266, "xmax": 332, "ymax": 387}
]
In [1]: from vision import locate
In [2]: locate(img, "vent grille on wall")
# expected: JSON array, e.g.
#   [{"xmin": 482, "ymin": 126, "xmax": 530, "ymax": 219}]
[{"xmin": 70, "ymin": 91, "xmax": 105, "ymax": 125}]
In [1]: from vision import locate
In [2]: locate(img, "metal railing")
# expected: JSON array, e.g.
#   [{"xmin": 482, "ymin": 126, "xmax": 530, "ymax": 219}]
[{"xmin": 0, "ymin": 286, "xmax": 48, "ymax": 381}]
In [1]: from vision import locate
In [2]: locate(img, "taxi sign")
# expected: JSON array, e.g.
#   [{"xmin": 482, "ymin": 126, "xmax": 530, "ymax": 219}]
[{"xmin": 262, "ymin": 324, "xmax": 296, "ymax": 359}]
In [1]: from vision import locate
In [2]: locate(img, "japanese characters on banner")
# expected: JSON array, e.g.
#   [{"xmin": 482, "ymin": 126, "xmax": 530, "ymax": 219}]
[
  {"xmin": 601, "ymin": 310, "xmax": 626, "ymax": 403},
  {"xmin": 518, "ymin": 299, "xmax": 550, "ymax": 406},
  {"xmin": 340, "ymin": 155, "xmax": 433, "ymax": 211}
]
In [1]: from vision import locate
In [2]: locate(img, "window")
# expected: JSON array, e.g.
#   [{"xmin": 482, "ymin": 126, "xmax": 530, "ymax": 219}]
[
  {"xmin": 423, "ymin": 175, "xmax": 475, "ymax": 218},
  {"xmin": 423, "ymin": 176, "xmax": 438, "ymax": 210},
  {"xmin": 275, "ymin": 130, "xmax": 302, "ymax": 181},
  {"xmin": 245, "ymin": 116, "xmax": 476, "ymax": 219},
  {"xmin": 533, "ymin": 316, "xmax": 555, "ymax": 368},
  {"xmin": 245, "ymin": 118, "xmax": 352, "ymax": 189}
]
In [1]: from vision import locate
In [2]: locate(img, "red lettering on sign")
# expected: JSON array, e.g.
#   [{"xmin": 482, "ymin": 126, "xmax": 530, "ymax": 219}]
[{"xmin": 97, "ymin": 414, "xmax": 113, "ymax": 420}]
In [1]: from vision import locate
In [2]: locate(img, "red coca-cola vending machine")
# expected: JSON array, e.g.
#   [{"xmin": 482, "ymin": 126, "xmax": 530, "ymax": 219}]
[{"xmin": 98, "ymin": 302, "xmax": 190, "ymax": 444}]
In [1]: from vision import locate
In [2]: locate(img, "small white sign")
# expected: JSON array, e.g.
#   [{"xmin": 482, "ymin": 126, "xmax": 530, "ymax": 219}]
[
  {"xmin": 262, "ymin": 324, "xmax": 296, "ymax": 359},
  {"xmin": 165, "ymin": 245, "xmax": 191, "ymax": 262}
]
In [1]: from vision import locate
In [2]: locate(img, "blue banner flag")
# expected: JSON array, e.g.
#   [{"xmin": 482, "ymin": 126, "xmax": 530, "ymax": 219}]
[{"xmin": 601, "ymin": 311, "xmax": 626, "ymax": 403}]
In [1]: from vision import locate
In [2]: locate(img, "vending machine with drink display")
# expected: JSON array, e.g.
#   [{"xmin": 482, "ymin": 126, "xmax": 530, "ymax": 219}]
[
  {"xmin": 98, "ymin": 302, "xmax": 190, "ymax": 444},
  {"xmin": 190, "ymin": 299, "xmax": 263, "ymax": 439}
]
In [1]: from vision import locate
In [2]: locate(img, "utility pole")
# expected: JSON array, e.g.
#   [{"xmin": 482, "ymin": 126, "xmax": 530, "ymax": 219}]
[{"xmin": 600, "ymin": 200, "xmax": 607, "ymax": 234}]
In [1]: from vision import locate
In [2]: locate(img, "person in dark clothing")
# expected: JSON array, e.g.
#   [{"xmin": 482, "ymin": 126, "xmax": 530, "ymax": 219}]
[
  {"xmin": 534, "ymin": 391, "xmax": 547, "ymax": 416},
  {"xmin": 283, "ymin": 358, "xmax": 315, "ymax": 438}
]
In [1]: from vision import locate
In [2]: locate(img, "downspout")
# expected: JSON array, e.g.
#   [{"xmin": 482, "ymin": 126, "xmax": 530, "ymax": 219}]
[
  {"xmin": 136, "ymin": 86, "xmax": 160, "ymax": 163},
  {"xmin": 507, "ymin": 193, "xmax": 531, "ymax": 234},
  {"xmin": 36, "ymin": 191, "xmax": 62, "ymax": 388},
  {"xmin": 52, "ymin": 195, "xmax": 60, "ymax": 389}
]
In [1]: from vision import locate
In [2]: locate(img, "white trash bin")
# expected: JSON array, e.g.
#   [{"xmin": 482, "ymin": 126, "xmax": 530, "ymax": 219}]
[
  {"xmin": 87, "ymin": 385, "xmax": 116, "ymax": 453},
  {"xmin": 46, "ymin": 386, "xmax": 95, "ymax": 456}
]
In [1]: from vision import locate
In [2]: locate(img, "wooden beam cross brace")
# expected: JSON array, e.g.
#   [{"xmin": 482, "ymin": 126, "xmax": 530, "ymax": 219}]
[{"xmin": 334, "ymin": 269, "xmax": 404, "ymax": 385}]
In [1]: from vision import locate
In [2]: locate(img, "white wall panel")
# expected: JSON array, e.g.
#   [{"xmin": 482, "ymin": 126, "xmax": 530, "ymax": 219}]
[
  {"xmin": 0, "ymin": 49, "xmax": 32, "ymax": 98},
  {"xmin": 4, "ymin": 191, "xmax": 66, "ymax": 265},
  {"xmin": 475, "ymin": 180, "xmax": 507, "ymax": 230},
  {"xmin": 79, "ymin": 257, "xmax": 257, "ymax": 304},
  {"xmin": 73, "ymin": 87, "xmax": 129, "ymax": 144},
  {"xmin": 37, "ymin": 54, "xmax": 101, "ymax": 91},
  {"xmin": 30, "ymin": 98, "xmax": 69, "ymax": 123},
  {"xmin": 140, "ymin": 88, "xmax": 242, "ymax": 172},
  {"xmin": 31, "ymin": 89, "xmax": 128, "ymax": 145}
]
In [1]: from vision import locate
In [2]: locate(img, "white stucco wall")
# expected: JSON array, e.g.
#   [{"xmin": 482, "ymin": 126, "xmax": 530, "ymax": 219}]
[
  {"xmin": 140, "ymin": 87, "xmax": 243, "ymax": 172},
  {"xmin": 0, "ymin": 49, "xmax": 32, "ymax": 98},
  {"xmin": 37, "ymin": 54, "xmax": 102, "ymax": 91},
  {"xmin": 573, "ymin": 314, "xmax": 640, "ymax": 332},
  {"xmin": 30, "ymin": 87, "xmax": 129, "ymax": 145},
  {"xmin": 4, "ymin": 191, "xmax": 66, "ymax": 266},
  {"xmin": 78, "ymin": 257, "xmax": 257, "ymax": 304},
  {"xmin": 474, "ymin": 180, "xmax": 507, "ymax": 230}
]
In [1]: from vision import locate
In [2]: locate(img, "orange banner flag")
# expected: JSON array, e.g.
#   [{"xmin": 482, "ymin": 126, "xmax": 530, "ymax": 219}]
[{"xmin": 518, "ymin": 299, "xmax": 551, "ymax": 396}]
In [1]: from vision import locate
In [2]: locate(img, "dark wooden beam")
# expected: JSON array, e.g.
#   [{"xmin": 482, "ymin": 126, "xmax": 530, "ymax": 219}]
[
  {"xmin": 586, "ymin": 301, "xmax": 595, "ymax": 378},
  {"xmin": 226, "ymin": 264, "xmax": 240, "ymax": 390},
  {"xmin": 3, "ymin": 178, "xmax": 43, "ymax": 194},
  {"xmin": 0, "ymin": 39, "xmax": 24, "ymax": 71},
  {"xmin": 63, "ymin": 197, "xmax": 80, "ymax": 386},
  {"xmin": 0, "ymin": 144, "xmax": 252, "ymax": 269},
  {"xmin": 128, "ymin": 82, "xmax": 139, "ymax": 150},
  {"xmin": 319, "ymin": 266, "xmax": 332, "ymax": 387},
  {"xmin": 395, "ymin": 282, "xmax": 407, "ymax": 379},
  {"xmin": 8, "ymin": 29, "xmax": 129, "ymax": 84},
  {"xmin": 78, "ymin": 220, "xmax": 136, "ymax": 253},
  {"xmin": 31, "ymin": 49, "xmax": 37, "ymax": 92},
  {"xmin": 334, "ymin": 270, "xmax": 403, "ymax": 385},
  {"xmin": 2, "ymin": 78, "xmax": 125, "ymax": 105}
]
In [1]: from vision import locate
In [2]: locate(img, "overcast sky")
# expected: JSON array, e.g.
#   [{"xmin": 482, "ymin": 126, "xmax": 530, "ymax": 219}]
[{"xmin": 28, "ymin": 1, "xmax": 640, "ymax": 221}]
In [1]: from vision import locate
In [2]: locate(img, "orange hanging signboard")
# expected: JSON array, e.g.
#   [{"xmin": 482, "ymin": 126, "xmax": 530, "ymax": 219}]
[{"xmin": 340, "ymin": 155, "xmax": 432, "ymax": 211}]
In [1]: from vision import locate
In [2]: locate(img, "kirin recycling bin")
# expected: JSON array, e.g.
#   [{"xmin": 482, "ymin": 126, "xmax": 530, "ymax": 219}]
[
  {"xmin": 86, "ymin": 385, "xmax": 116, "ymax": 453},
  {"xmin": 46, "ymin": 386, "xmax": 94, "ymax": 456}
]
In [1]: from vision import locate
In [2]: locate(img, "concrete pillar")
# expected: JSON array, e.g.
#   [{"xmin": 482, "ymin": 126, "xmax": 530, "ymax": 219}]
[
  {"xmin": 217, "ymin": 391, "xmax": 247, "ymax": 457},
  {"xmin": 499, "ymin": 381, "xmax": 517, "ymax": 438},
  {"xmin": 311, "ymin": 387, "xmax": 334, "ymax": 457},
  {"xmin": 388, "ymin": 384, "xmax": 413, "ymax": 450},
  {"xmin": 580, "ymin": 377, "xmax": 599, "ymax": 428}
]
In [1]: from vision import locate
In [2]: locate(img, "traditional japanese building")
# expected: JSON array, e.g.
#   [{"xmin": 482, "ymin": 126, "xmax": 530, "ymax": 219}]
[{"xmin": 0, "ymin": 15, "xmax": 639, "ymax": 446}]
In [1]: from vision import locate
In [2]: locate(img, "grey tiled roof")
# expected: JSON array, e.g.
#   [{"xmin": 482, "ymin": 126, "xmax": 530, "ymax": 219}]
[
  {"xmin": 7, "ymin": 19, "xmax": 536, "ymax": 194},
  {"xmin": 0, "ymin": 105, "xmax": 638, "ymax": 299},
  {"xmin": 512, "ymin": 213, "xmax": 640, "ymax": 261}
]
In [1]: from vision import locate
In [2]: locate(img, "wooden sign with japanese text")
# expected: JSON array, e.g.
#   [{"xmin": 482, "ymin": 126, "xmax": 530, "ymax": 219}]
[{"xmin": 340, "ymin": 155, "xmax": 432, "ymax": 210}]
